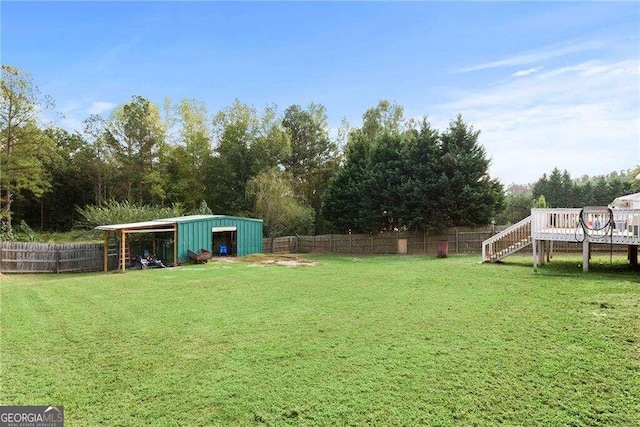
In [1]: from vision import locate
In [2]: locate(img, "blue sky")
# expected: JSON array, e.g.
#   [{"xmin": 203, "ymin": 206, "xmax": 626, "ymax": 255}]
[{"xmin": 2, "ymin": 1, "xmax": 639, "ymax": 185}]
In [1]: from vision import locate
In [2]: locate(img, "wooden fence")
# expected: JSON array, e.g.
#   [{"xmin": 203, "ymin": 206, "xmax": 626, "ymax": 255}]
[
  {"xmin": 263, "ymin": 226, "xmax": 510, "ymax": 255},
  {"xmin": 2, "ymin": 225, "xmax": 627, "ymax": 274},
  {"xmin": 0, "ymin": 242, "xmax": 104, "ymax": 273},
  {"xmin": 263, "ymin": 226, "xmax": 629, "ymax": 256}
]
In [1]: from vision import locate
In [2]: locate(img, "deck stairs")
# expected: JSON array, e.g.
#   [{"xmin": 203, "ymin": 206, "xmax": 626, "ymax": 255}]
[{"xmin": 482, "ymin": 216, "xmax": 532, "ymax": 263}]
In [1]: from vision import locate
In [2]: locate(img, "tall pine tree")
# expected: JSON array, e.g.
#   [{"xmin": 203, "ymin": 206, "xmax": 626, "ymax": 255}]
[{"xmin": 437, "ymin": 115, "xmax": 504, "ymax": 227}]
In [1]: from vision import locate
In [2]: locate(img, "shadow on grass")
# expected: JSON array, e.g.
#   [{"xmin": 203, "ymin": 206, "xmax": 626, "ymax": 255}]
[{"xmin": 494, "ymin": 254, "xmax": 640, "ymax": 281}]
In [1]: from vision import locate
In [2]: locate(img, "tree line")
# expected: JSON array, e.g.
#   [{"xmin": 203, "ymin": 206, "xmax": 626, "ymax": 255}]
[
  {"xmin": 497, "ymin": 168, "xmax": 640, "ymax": 224},
  {"xmin": 1, "ymin": 65, "xmax": 637, "ymax": 239}
]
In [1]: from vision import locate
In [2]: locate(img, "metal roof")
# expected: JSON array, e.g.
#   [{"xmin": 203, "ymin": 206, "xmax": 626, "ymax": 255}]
[
  {"xmin": 95, "ymin": 220, "xmax": 177, "ymax": 231},
  {"xmin": 156, "ymin": 215, "xmax": 262, "ymax": 223},
  {"xmin": 155, "ymin": 215, "xmax": 217, "ymax": 223},
  {"xmin": 95, "ymin": 214, "xmax": 262, "ymax": 231}
]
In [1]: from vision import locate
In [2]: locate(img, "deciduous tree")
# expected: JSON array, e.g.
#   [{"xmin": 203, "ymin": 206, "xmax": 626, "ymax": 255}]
[
  {"xmin": 0, "ymin": 65, "xmax": 55, "ymax": 231},
  {"xmin": 246, "ymin": 169, "xmax": 314, "ymax": 237},
  {"xmin": 209, "ymin": 101, "xmax": 289, "ymax": 215},
  {"xmin": 282, "ymin": 103, "xmax": 339, "ymax": 232},
  {"xmin": 103, "ymin": 96, "xmax": 166, "ymax": 204},
  {"xmin": 361, "ymin": 100, "xmax": 406, "ymax": 140},
  {"xmin": 161, "ymin": 99, "xmax": 213, "ymax": 210}
]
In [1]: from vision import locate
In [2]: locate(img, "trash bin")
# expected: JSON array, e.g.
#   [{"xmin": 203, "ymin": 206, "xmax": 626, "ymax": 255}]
[{"xmin": 436, "ymin": 240, "xmax": 448, "ymax": 258}]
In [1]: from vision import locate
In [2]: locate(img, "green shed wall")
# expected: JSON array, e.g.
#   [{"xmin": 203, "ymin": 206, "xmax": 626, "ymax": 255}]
[
  {"xmin": 176, "ymin": 220, "xmax": 213, "ymax": 263},
  {"xmin": 210, "ymin": 216, "xmax": 263, "ymax": 257},
  {"xmin": 175, "ymin": 216, "xmax": 263, "ymax": 263}
]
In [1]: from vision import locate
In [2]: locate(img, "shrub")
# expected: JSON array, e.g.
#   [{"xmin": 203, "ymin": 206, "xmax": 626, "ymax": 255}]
[{"xmin": 76, "ymin": 200, "xmax": 185, "ymax": 228}]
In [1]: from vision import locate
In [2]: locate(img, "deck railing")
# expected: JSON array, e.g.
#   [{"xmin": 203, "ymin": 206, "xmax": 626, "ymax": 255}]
[
  {"xmin": 531, "ymin": 208, "xmax": 640, "ymax": 245},
  {"xmin": 482, "ymin": 216, "xmax": 531, "ymax": 262},
  {"xmin": 531, "ymin": 208, "xmax": 580, "ymax": 236}
]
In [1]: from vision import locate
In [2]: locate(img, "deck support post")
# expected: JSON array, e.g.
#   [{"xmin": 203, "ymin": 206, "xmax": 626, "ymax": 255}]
[
  {"xmin": 532, "ymin": 238, "xmax": 538, "ymax": 269},
  {"xmin": 582, "ymin": 238, "xmax": 590, "ymax": 272},
  {"xmin": 538, "ymin": 240, "xmax": 545, "ymax": 266},
  {"xmin": 629, "ymin": 245, "xmax": 638, "ymax": 267}
]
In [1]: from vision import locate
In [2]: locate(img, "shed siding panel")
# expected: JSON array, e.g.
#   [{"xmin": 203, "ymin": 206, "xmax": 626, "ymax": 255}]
[
  {"xmin": 210, "ymin": 217, "xmax": 263, "ymax": 257},
  {"xmin": 178, "ymin": 220, "xmax": 214, "ymax": 263},
  {"xmin": 176, "ymin": 216, "xmax": 262, "ymax": 262}
]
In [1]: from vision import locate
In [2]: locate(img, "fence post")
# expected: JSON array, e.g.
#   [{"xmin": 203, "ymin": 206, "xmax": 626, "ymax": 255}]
[
  {"xmin": 455, "ymin": 228, "xmax": 459, "ymax": 253},
  {"xmin": 55, "ymin": 247, "xmax": 60, "ymax": 274},
  {"xmin": 350, "ymin": 233, "xmax": 353, "ymax": 254},
  {"xmin": 329, "ymin": 234, "xmax": 333, "ymax": 253},
  {"xmin": 423, "ymin": 231, "xmax": 426, "ymax": 254},
  {"xmin": 312, "ymin": 235, "xmax": 316, "ymax": 252},
  {"xmin": 370, "ymin": 234, "xmax": 374, "ymax": 254}
]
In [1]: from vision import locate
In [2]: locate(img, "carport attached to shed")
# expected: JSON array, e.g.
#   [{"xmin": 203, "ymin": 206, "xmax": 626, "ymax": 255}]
[{"xmin": 96, "ymin": 220, "xmax": 178, "ymax": 272}]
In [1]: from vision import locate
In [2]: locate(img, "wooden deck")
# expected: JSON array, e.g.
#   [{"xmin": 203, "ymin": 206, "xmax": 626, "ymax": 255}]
[
  {"xmin": 532, "ymin": 208, "xmax": 640, "ymax": 245},
  {"xmin": 531, "ymin": 208, "xmax": 640, "ymax": 271}
]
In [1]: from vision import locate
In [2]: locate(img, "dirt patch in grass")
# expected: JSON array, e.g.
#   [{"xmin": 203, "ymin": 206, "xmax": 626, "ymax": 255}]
[
  {"xmin": 239, "ymin": 253, "xmax": 317, "ymax": 267},
  {"xmin": 208, "ymin": 257, "xmax": 237, "ymax": 263}
]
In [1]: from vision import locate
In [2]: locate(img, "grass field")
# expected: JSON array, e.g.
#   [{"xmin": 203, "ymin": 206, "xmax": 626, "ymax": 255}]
[{"xmin": 1, "ymin": 254, "xmax": 639, "ymax": 425}]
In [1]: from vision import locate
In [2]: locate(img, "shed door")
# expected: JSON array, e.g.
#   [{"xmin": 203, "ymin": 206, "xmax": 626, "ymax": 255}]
[{"xmin": 212, "ymin": 227, "xmax": 237, "ymax": 256}]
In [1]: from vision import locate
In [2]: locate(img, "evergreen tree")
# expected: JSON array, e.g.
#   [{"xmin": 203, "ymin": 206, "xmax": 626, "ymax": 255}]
[
  {"xmin": 367, "ymin": 132, "xmax": 406, "ymax": 231},
  {"xmin": 438, "ymin": 115, "xmax": 504, "ymax": 227},
  {"xmin": 533, "ymin": 167, "xmax": 639, "ymax": 208},
  {"xmin": 322, "ymin": 130, "xmax": 375, "ymax": 233},
  {"xmin": 398, "ymin": 119, "xmax": 442, "ymax": 230}
]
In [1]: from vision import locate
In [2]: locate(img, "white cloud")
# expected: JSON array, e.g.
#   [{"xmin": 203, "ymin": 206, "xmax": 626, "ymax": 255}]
[
  {"xmin": 37, "ymin": 100, "xmax": 117, "ymax": 132},
  {"xmin": 87, "ymin": 101, "xmax": 116, "ymax": 115},
  {"xmin": 59, "ymin": 115, "xmax": 84, "ymax": 132},
  {"xmin": 435, "ymin": 58, "xmax": 640, "ymax": 184},
  {"xmin": 456, "ymin": 39, "xmax": 606, "ymax": 73},
  {"xmin": 513, "ymin": 67, "xmax": 542, "ymax": 77}
]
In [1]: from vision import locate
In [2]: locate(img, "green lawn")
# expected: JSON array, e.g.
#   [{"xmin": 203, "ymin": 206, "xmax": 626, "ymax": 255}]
[{"xmin": 1, "ymin": 254, "xmax": 639, "ymax": 426}]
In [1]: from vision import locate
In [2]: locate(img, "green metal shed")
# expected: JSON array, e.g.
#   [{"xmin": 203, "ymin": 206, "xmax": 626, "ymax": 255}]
[
  {"xmin": 96, "ymin": 214, "xmax": 263, "ymax": 271},
  {"xmin": 156, "ymin": 215, "xmax": 263, "ymax": 262}
]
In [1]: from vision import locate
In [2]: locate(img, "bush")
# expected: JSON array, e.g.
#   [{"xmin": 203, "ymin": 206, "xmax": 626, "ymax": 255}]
[{"xmin": 76, "ymin": 200, "xmax": 185, "ymax": 228}]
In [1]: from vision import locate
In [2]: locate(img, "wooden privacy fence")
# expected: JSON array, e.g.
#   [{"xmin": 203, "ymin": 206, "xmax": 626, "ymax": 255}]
[
  {"xmin": 263, "ymin": 226, "xmax": 509, "ymax": 255},
  {"xmin": 263, "ymin": 227, "xmax": 628, "ymax": 256},
  {"xmin": 0, "ymin": 242, "xmax": 104, "ymax": 273},
  {"xmin": 2, "ymin": 226, "xmax": 626, "ymax": 274}
]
